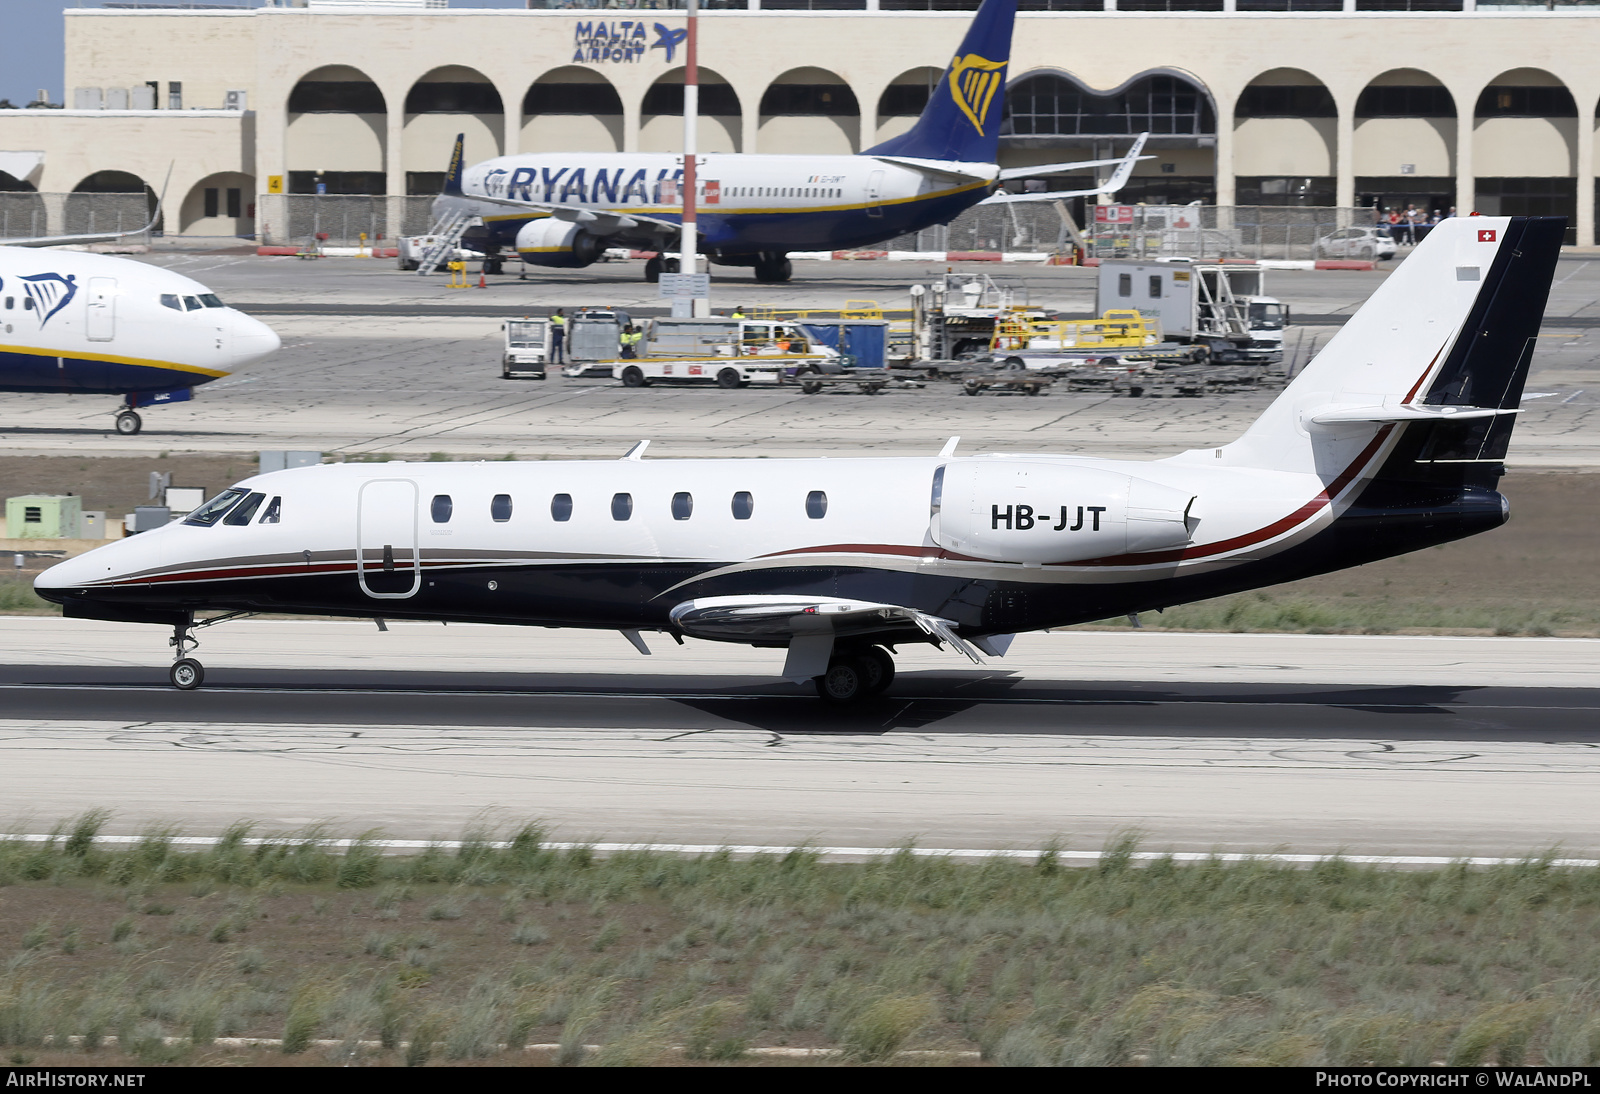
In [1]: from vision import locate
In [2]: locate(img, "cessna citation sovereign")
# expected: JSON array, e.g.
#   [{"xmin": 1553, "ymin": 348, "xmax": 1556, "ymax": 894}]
[
  {"xmin": 0, "ymin": 246, "xmax": 281, "ymax": 434},
  {"xmin": 37, "ymin": 215, "xmax": 1562, "ymax": 703},
  {"xmin": 435, "ymin": 0, "xmax": 1147, "ymax": 282}
]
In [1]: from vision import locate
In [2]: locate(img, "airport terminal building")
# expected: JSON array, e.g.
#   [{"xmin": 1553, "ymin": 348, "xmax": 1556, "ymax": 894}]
[{"xmin": 2, "ymin": 1, "xmax": 1599, "ymax": 247}]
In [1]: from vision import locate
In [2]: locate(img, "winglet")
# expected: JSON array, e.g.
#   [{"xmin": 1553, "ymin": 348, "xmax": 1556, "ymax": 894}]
[{"xmin": 443, "ymin": 134, "xmax": 466, "ymax": 197}]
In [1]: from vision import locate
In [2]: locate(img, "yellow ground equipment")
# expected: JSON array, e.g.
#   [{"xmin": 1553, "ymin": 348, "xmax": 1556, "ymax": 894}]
[{"xmin": 990, "ymin": 309, "xmax": 1161, "ymax": 354}]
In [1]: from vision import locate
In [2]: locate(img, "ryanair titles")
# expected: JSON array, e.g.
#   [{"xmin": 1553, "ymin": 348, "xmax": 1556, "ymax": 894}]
[{"xmin": 477, "ymin": 165, "xmax": 686, "ymax": 206}]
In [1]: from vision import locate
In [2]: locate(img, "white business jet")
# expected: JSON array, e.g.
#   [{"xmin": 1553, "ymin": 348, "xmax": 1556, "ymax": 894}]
[{"xmin": 37, "ymin": 215, "xmax": 1561, "ymax": 703}]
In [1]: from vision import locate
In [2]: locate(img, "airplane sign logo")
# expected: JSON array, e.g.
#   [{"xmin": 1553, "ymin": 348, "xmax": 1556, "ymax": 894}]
[
  {"xmin": 948, "ymin": 53, "xmax": 1006, "ymax": 136},
  {"xmin": 20, "ymin": 272, "xmax": 77, "ymax": 328}
]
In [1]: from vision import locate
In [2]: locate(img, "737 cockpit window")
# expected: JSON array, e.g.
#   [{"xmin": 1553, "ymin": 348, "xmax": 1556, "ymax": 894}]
[
  {"xmin": 223, "ymin": 492, "xmax": 266, "ymax": 526},
  {"xmin": 160, "ymin": 294, "xmax": 181, "ymax": 311},
  {"xmin": 183, "ymin": 488, "xmax": 247, "ymax": 527},
  {"xmin": 259, "ymin": 496, "xmax": 282, "ymax": 524},
  {"xmin": 183, "ymin": 296, "xmax": 202, "ymax": 311},
  {"xmin": 198, "ymin": 294, "xmax": 224, "ymax": 308}
]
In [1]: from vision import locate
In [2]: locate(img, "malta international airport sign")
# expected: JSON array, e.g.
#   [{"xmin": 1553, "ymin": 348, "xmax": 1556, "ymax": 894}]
[{"xmin": 573, "ymin": 21, "xmax": 688, "ymax": 65}]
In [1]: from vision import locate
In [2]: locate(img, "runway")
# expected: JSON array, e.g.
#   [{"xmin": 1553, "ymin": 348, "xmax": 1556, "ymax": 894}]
[{"xmin": 3, "ymin": 619, "xmax": 1599, "ymax": 859}]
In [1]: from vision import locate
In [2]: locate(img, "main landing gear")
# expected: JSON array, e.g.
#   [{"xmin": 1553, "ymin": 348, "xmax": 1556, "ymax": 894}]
[
  {"xmin": 644, "ymin": 255, "xmax": 680, "ymax": 283},
  {"xmin": 813, "ymin": 645, "xmax": 896, "ymax": 705}
]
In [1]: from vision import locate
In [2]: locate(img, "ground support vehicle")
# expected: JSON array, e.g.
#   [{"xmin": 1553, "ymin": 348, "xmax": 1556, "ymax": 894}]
[
  {"xmin": 1108, "ymin": 360, "xmax": 1278, "ymax": 398},
  {"xmin": 790, "ymin": 366, "xmax": 901, "ymax": 395},
  {"xmin": 612, "ymin": 316, "xmax": 839, "ymax": 389},
  {"xmin": 955, "ymin": 370, "xmax": 1053, "ymax": 397},
  {"xmin": 558, "ymin": 309, "xmax": 628, "ymax": 377},
  {"xmin": 1096, "ymin": 259, "xmax": 1286, "ymax": 363},
  {"xmin": 500, "ymin": 318, "xmax": 549, "ymax": 380},
  {"xmin": 908, "ymin": 273, "xmax": 1048, "ymax": 362}
]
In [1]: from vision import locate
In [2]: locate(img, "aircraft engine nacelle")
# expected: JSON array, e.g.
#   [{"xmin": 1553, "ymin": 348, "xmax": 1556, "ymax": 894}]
[
  {"xmin": 514, "ymin": 218, "xmax": 606, "ymax": 269},
  {"xmin": 932, "ymin": 459, "xmax": 1196, "ymax": 564}
]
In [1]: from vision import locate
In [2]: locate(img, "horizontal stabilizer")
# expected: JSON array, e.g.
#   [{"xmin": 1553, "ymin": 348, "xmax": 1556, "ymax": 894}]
[{"xmin": 1303, "ymin": 404, "xmax": 1518, "ymax": 428}]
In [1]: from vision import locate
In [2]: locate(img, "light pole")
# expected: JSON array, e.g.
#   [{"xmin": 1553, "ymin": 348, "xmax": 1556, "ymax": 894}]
[{"xmin": 672, "ymin": 0, "xmax": 702, "ymax": 318}]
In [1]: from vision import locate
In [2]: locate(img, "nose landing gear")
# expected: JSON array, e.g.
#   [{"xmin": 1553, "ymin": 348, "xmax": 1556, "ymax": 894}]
[
  {"xmin": 813, "ymin": 644, "xmax": 896, "ymax": 705},
  {"xmin": 169, "ymin": 619, "xmax": 203, "ymax": 689},
  {"xmin": 115, "ymin": 410, "xmax": 142, "ymax": 436}
]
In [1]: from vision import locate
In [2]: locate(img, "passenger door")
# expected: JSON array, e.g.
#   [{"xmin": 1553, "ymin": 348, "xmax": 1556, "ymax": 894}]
[
  {"xmin": 356, "ymin": 478, "xmax": 420, "ymax": 598},
  {"xmin": 85, "ymin": 277, "xmax": 115, "ymax": 342}
]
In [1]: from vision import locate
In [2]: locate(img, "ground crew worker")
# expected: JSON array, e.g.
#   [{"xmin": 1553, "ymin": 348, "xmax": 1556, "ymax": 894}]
[
  {"xmin": 731, "ymin": 305, "xmax": 747, "ymax": 319},
  {"xmin": 549, "ymin": 309, "xmax": 566, "ymax": 365},
  {"xmin": 619, "ymin": 325, "xmax": 642, "ymax": 359}
]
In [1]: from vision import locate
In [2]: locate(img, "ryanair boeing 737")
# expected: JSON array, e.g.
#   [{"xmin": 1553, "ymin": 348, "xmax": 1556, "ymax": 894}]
[{"xmin": 433, "ymin": 0, "xmax": 1145, "ymax": 282}]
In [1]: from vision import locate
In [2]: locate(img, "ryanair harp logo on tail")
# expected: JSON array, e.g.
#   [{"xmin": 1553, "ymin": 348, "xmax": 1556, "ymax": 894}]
[{"xmin": 948, "ymin": 53, "xmax": 1007, "ymax": 135}]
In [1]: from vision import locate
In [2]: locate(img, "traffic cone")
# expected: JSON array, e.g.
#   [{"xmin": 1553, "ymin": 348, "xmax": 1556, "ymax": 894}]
[{"xmin": 477, "ymin": 272, "xmax": 487, "ymax": 289}]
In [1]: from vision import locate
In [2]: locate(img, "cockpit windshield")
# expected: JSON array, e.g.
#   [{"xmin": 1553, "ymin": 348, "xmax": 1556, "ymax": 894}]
[
  {"xmin": 198, "ymin": 294, "xmax": 224, "ymax": 308},
  {"xmin": 183, "ymin": 488, "xmax": 247, "ymax": 527}
]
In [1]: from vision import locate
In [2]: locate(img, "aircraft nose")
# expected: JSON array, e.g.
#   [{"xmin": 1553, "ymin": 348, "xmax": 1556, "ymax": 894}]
[
  {"xmin": 226, "ymin": 309, "xmax": 281, "ymax": 367},
  {"xmin": 33, "ymin": 550, "xmax": 103, "ymax": 599}
]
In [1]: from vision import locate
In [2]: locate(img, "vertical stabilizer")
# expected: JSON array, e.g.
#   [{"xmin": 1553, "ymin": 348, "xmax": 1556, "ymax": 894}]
[
  {"xmin": 864, "ymin": 0, "xmax": 1018, "ymax": 164},
  {"xmin": 1225, "ymin": 216, "xmax": 1565, "ymax": 477},
  {"xmin": 442, "ymin": 133, "xmax": 466, "ymax": 197}
]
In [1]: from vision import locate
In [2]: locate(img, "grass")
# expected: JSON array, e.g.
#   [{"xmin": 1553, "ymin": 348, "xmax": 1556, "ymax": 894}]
[
  {"xmin": 1086, "ymin": 589, "xmax": 1600, "ymax": 637},
  {"xmin": 4, "ymin": 817, "xmax": 1600, "ymax": 1066},
  {"xmin": 0, "ymin": 577, "xmax": 57, "ymax": 615}
]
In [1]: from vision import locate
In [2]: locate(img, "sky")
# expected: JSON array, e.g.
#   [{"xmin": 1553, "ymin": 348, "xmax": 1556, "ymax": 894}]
[{"xmin": 0, "ymin": 1, "xmax": 530, "ymax": 108}]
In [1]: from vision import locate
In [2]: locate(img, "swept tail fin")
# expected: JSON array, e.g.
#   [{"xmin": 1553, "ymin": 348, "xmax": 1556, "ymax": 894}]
[
  {"xmin": 1225, "ymin": 216, "xmax": 1566, "ymax": 479},
  {"xmin": 864, "ymin": 0, "xmax": 1017, "ymax": 164},
  {"xmin": 442, "ymin": 133, "xmax": 466, "ymax": 197}
]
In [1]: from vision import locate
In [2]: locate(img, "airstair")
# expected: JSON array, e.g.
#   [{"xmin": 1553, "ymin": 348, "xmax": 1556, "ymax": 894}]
[{"xmin": 416, "ymin": 209, "xmax": 476, "ymax": 275}]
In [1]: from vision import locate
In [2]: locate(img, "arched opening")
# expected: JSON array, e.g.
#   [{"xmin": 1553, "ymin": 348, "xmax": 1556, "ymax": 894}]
[
  {"xmin": 1234, "ymin": 69, "xmax": 1335, "ymax": 206},
  {"xmin": 0, "ymin": 171, "xmax": 46, "ymax": 241},
  {"xmin": 875, "ymin": 67, "xmax": 941, "ymax": 145},
  {"xmin": 287, "ymin": 65, "xmax": 387, "ymax": 196},
  {"xmin": 67, "ymin": 171, "xmax": 158, "ymax": 236},
  {"xmin": 641, "ymin": 67, "xmax": 741, "ymax": 153},
  {"xmin": 1000, "ymin": 70, "xmax": 1217, "ymax": 207},
  {"xmin": 1353, "ymin": 69, "xmax": 1456, "ymax": 220},
  {"xmin": 758, "ymin": 68, "xmax": 860, "ymax": 154},
  {"xmin": 404, "ymin": 66, "xmax": 503, "ymax": 195},
  {"xmin": 522, "ymin": 67, "xmax": 623, "ymax": 154},
  {"xmin": 178, "ymin": 171, "xmax": 256, "ymax": 236},
  {"xmin": 1474, "ymin": 68, "xmax": 1576, "ymax": 242}
]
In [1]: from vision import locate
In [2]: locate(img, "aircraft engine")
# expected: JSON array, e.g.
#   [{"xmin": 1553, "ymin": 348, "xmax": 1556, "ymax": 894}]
[
  {"xmin": 514, "ymin": 218, "xmax": 606, "ymax": 268},
  {"xmin": 931, "ymin": 459, "xmax": 1196, "ymax": 564}
]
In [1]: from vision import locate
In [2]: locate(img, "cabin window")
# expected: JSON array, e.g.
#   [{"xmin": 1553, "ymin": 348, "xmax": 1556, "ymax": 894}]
[
  {"xmin": 806, "ymin": 490, "xmax": 827, "ymax": 519},
  {"xmin": 23, "ymin": 298, "xmax": 34, "ymax": 310},
  {"xmin": 259, "ymin": 496, "xmax": 282, "ymax": 524},
  {"xmin": 491, "ymin": 494, "xmax": 513, "ymax": 522},
  {"xmin": 4, "ymin": 298, "xmax": 12, "ymax": 310},
  {"xmin": 551, "ymin": 493, "xmax": 572, "ymax": 522},
  {"xmin": 223, "ymin": 491, "xmax": 266, "ymax": 526},
  {"xmin": 672, "ymin": 491, "xmax": 693, "ymax": 520},
  {"xmin": 732, "ymin": 491, "xmax": 754, "ymax": 520},
  {"xmin": 1149, "ymin": 276, "xmax": 1162, "ymax": 299},
  {"xmin": 183, "ymin": 487, "xmax": 247, "ymax": 527},
  {"xmin": 1117, "ymin": 274, "xmax": 1132, "ymax": 298},
  {"xmin": 159, "ymin": 294, "xmax": 180, "ymax": 311},
  {"xmin": 430, "ymin": 494, "xmax": 452, "ymax": 523},
  {"xmin": 612, "ymin": 492, "xmax": 633, "ymax": 521}
]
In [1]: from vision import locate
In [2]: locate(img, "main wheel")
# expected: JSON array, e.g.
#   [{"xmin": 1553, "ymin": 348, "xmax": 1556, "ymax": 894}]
[
  {"xmin": 754, "ymin": 256, "xmax": 792, "ymax": 283},
  {"xmin": 716, "ymin": 368, "xmax": 743, "ymax": 390},
  {"xmin": 814, "ymin": 657, "xmax": 867, "ymax": 704},
  {"xmin": 621, "ymin": 366, "xmax": 647, "ymax": 388},
  {"xmin": 114, "ymin": 410, "xmax": 142, "ymax": 436},
  {"xmin": 855, "ymin": 646, "xmax": 895, "ymax": 695},
  {"xmin": 961, "ymin": 379, "xmax": 981, "ymax": 396},
  {"xmin": 170, "ymin": 658, "xmax": 204, "ymax": 691},
  {"xmin": 800, "ymin": 379, "xmax": 824, "ymax": 395},
  {"xmin": 644, "ymin": 255, "xmax": 663, "ymax": 283}
]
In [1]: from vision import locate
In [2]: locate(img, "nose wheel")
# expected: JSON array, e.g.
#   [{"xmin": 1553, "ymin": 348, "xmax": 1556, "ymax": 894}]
[
  {"xmin": 170, "ymin": 658, "xmax": 204, "ymax": 690},
  {"xmin": 114, "ymin": 410, "xmax": 142, "ymax": 435}
]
